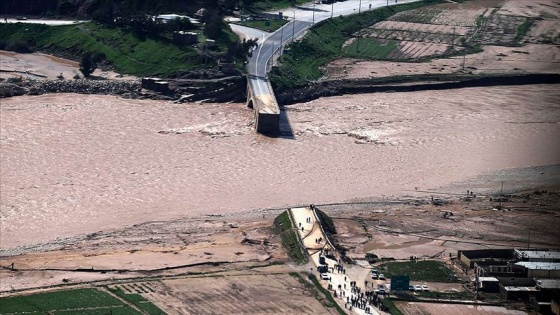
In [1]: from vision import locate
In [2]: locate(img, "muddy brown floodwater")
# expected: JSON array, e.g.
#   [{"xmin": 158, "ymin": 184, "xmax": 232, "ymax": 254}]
[{"xmin": 1, "ymin": 84, "xmax": 560, "ymax": 250}]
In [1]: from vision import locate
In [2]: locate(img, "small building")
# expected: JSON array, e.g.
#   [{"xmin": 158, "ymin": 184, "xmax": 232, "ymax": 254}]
[
  {"xmin": 474, "ymin": 276, "xmax": 500, "ymax": 293},
  {"xmin": 552, "ymin": 291, "xmax": 560, "ymax": 315},
  {"xmin": 155, "ymin": 14, "xmax": 200, "ymax": 25},
  {"xmin": 514, "ymin": 262, "xmax": 560, "ymax": 279},
  {"xmin": 218, "ymin": 59, "xmax": 237, "ymax": 75},
  {"xmin": 515, "ymin": 249, "xmax": 560, "ymax": 262},
  {"xmin": 458, "ymin": 249, "xmax": 514, "ymax": 268},
  {"xmin": 173, "ymin": 31, "xmax": 198, "ymax": 45},
  {"xmin": 498, "ymin": 277, "xmax": 538, "ymax": 301},
  {"xmin": 141, "ymin": 77, "xmax": 169, "ymax": 93}
]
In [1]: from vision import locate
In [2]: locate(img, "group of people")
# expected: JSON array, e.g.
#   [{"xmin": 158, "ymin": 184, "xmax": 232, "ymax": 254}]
[{"xmin": 344, "ymin": 287, "xmax": 390, "ymax": 313}]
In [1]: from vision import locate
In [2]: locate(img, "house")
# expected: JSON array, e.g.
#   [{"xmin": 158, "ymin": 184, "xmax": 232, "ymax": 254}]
[{"xmin": 514, "ymin": 262, "xmax": 560, "ymax": 279}]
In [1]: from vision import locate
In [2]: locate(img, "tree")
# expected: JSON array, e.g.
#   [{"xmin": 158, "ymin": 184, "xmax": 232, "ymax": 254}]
[
  {"xmin": 203, "ymin": 10, "xmax": 223, "ymax": 39},
  {"xmin": 79, "ymin": 52, "xmax": 97, "ymax": 78}
]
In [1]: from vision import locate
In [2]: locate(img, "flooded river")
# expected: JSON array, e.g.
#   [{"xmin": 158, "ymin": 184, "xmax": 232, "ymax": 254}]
[{"xmin": 1, "ymin": 84, "xmax": 559, "ymax": 249}]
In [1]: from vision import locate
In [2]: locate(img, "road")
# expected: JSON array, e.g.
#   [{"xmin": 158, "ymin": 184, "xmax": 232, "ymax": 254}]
[{"xmin": 237, "ymin": 0, "xmax": 421, "ymax": 106}]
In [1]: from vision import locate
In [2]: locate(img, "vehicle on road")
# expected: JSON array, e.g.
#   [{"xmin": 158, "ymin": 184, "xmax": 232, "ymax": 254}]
[
  {"xmin": 320, "ymin": 273, "xmax": 330, "ymax": 280},
  {"xmin": 16, "ymin": 16, "xmax": 27, "ymax": 20},
  {"xmin": 378, "ymin": 274, "xmax": 386, "ymax": 280},
  {"xmin": 414, "ymin": 285, "xmax": 423, "ymax": 291},
  {"xmin": 408, "ymin": 285, "xmax": 415, "ymax": 291},
  {"xmin": 422, "ymin": 285, "xmax": 429, "ymax": 291}
]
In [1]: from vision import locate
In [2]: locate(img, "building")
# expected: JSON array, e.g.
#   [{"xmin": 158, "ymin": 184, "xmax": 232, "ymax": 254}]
[
  {"xmin": 514, "ymin": 262, "xmax": 560, "ymax": 279},
  {"xmin": 173, "ymin": 31, "xmax": 198, "ymax": 45},
  {"xmin": 458, "ymin": 249, "xmax": 514, "ymax": 268},
  {"xmin": 498, "ymin": 277, "xmax": 538, "ymax": 301},
  {"xmin": 552, "ymin": 291, "xmax": 560, "ymax": 315},
  {"xmin": 515, "ymin": 249, "xmax": 560, "ymax": 262},
  {"xmin": 475, "ymin": 276, "xmax": 500, "ymax": 293}
]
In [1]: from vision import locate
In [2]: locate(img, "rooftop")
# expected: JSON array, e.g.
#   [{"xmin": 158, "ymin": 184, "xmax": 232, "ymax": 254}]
[
  {"xmin": 514, "ymin": 262, "xmax": 560, "ymax": 270},
  {"xmin": 515, "ymin": 249, "xmax": 560, "ymax": 260},
  {"xmin": 536, "ymin": 279, "xmax": 560, "ymax": 290}
]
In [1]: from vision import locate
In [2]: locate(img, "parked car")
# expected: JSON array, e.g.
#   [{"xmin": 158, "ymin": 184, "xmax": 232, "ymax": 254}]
[
  {"xmin": 320, "ymin": 273, "xmax": 330, "ymax": 280},
  {"xmin": 414, "ymin": 285, "xmax": 423, "ymax": 291},
  {"xmin": 16, "ymin": 16, "xmax": 27, "ymax": 20},
  {"xmin": 378, "ymin": 274, "xmax": 386, "ymax": 280},
  {"xmin": 422, "ymin": 285, "xmax": 429, "ymax": 291},
  {"xmin": 408, "ymin": 285, "xmax": 415, "ymax": 291}
]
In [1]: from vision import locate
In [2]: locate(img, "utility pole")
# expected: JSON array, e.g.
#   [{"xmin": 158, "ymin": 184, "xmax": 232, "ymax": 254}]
[
  {"xmin": 462, "ymin": 49, "xmax": 466, "ymax": 70},
  {"xmin": 331, "ymin": 2, "xmax": 334, "ymax": 18},
  {"xmin": 387, "ymin": 0, "xmax": 389, "ymax": 7},
  {"xmin": 280, "ymin": 24, "xmax": 283, "ymax": 46},
  {"xmin": 359, "ymin": 0, "xmax": 362, "ymax": 13},
  {"xmin": 451, "ymin": 26, "xmax": 456, "ymax": 50},
  {"xmin": 313, "ymin": 1, "xmax": 316, "ymax": 24},
  {"xmin": 498, "ymin": 181, "xmax": 504, "ymax": 210},
  {"xmin": 292, "ymin": 11, "xmax": 296, "ymax": 43}
]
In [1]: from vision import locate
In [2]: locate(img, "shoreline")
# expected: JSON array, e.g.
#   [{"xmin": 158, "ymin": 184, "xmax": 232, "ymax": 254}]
[{"xmin": 2, "ymin": 163, "xmax": 559, "ymax": 256}]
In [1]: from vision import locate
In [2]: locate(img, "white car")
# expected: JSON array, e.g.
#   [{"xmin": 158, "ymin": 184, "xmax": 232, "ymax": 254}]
[
  {"xmin": 414, "ymin": 285, "xmax": 423, "ymax": 291},
  {"xmin": 378, "ymin": 274, "xmax": 386, "ymax": 280},
  {"xmin": 320, "ymin": 273, "xmax": 330, "ymax": 280},
  {"xmin": 422, "ymin": 285, "xmax": 429, "ymax": 291}
]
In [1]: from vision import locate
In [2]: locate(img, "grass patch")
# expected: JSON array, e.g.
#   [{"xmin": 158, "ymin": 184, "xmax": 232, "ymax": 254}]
[
  {"xmin": 382, "ymin": 298, "xmax": 404, "ymax": 315},
  {"xmin": 109, "ymin": 287, "xmax": 165, "ymax": 314},
  {"xmin": 0, "ymin": 21, "xmax": 239, "ymax": 77},
  {"xmin": 379, "ymin": 260, "xmax": 458, "ymax": 283},
  {"xmin": 515, "ymin": 18, "xmax": 534, "ymax": 42},
  {"xmin": 274, "ymin": 211, "xmax": 307, "ymax": 264},
  {"xmin": 0, "ymin": 288, "xmax": 142, "ymax": 314},
  {"xmin": 343, "ymin": 38, "xmax": 398, "ymax": 59},
  {"xmin": 270, "ymin": 0, "xmax": 446, "ymax": 89},
  {"xmin": 236, "ymin": 19, "xmax": 288, "ymax": 32}
]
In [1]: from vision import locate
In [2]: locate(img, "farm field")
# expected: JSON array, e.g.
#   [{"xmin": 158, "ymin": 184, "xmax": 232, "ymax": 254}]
[
  {"xmin": 0, "ymin": 288, "xmax": 160, "ymax": 314},
  {"xmin": 135, "ymin": 274, "xmax": 340, "ymax": 314},
  {"xmin": 327, "ymin": 0, "xmax": 560, "ymax": 79},
  {"xmin": 396, "ymin": 302, "xmax": 527, "ymax": 315},
  {"xmin": 353, "ymin": 0, "xmax": 560, "ymax": 60}
]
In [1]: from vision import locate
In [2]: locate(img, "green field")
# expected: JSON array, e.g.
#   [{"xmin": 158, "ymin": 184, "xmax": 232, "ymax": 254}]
[
  {"xmin": 0, "ymin": 21, "xmax": 238, "ymax": 77},
  {"xmin": 379, "ymin": 260, "xmax": 458, "ymax": 283},
  {"xmin": 110, "ymin": 287, "xmax": 165, "ymax": 315},
  {"xmin": 343, "ymin": 38, "xmax": 398, "ymax": 59},
  {"xmin": 0, "ymin": 288, "xmax": 153, "ymax": 314}
]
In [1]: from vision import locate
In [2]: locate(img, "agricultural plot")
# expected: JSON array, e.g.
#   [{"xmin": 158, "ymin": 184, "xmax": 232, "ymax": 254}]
[
  {"xmin": 355, "ymin": 0, "xmax": 552, "ymax": 61},
  {"xmin": 477, "ymin": 14, "xmax": 530, "ymax": 45},
  {"xmin": 389, "ymin": 6, "xmax": 486, "ymax": 27},
  {"xmin": 0, "ymin": 288, "xmax": 141, "ymax": 315},
  {"xmin": 527, "ymin": 19, "xmax": 560, "ymax": 44},
  {"xmin": 144, "ymin": 274, "xmax": 338, "ymax": 314}
]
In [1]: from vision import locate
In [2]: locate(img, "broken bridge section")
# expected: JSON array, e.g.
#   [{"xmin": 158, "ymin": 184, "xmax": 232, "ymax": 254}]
[{"xmin": 246, "ymin": 76, "xmax": 280, "ymax": 135}]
